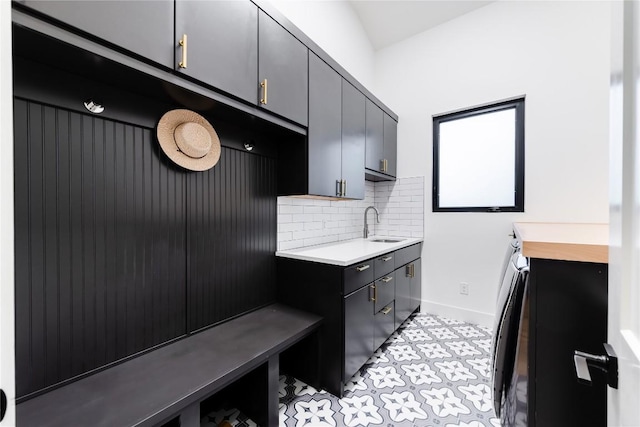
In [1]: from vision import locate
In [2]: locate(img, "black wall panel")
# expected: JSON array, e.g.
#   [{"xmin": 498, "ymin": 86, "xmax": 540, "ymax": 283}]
[
  {"xmin": 14, "ymin": 97, "xmax": 277, "ymax": 399},
  {"xmin": 187, "ymin": 150, "xmax": 277, "ymax": 331},
  {"xmin": 14, "ymin": 99, "xmax": 188, "ymax": 398}
]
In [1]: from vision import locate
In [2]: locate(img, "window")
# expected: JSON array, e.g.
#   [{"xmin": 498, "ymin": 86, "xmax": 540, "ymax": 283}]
[{"xmin": 432, "ymin": 97, "xmax": 525, "ymax": 212}]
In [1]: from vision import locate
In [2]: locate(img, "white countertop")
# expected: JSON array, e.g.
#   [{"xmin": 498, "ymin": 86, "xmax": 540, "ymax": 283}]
[{"xmin": 275, "ymin": 236, "xmax": 423, "ymax": 266}]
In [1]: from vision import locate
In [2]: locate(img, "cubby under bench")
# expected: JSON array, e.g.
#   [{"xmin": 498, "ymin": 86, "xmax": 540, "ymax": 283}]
[{"xmin": 17, "ymin": 304, "xmax": 322, "ymax": 427}]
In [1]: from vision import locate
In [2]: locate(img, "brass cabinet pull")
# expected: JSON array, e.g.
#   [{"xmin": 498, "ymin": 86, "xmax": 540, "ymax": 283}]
[
  {"xmin": 370, "ymin": 284, "xmax": 377, "ymax": 302},
  {"xmin": 336, "ymin": 179, "xmax": 342, "ymax": 196},
  {"xmin": 382, "ymin": 276, "xmax": 393, "ymax": 283},
  {"xmin": 356, "ymin": 264, "xmax": 370, "ymax": 272},
  {"xmin": 179, "ymin": 34, "xmax": 188, "ymax": 68},
  {"xmin": 381, "ymin": 256, "xmax": 393, "ymax": 262},
  {"xmin": 406, "ymin": 263, "xmax": 415, "ymax": 278},
  {"xmin": 260, "ymin": 79, "xmax": 268, "ymax": 104},
  {"xmin": 343, "ymin": 180, "xmax": 347, "ymax": 197},
  {"xmin": 380, "ymin": 159, "xmax": 385, "ymax": 172},
  {"xmin": 381, "ymin": 306, "xmax": 392, "ymax": 315}
]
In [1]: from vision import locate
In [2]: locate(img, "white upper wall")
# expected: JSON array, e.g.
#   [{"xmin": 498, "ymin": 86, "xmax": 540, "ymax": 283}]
[
  {"xmin": 374, "ymin": 0, "xmax": 610, "ymax": 323},
  {"xmin": 268, "ymin": 0, "xmax": 375, "ymax": 92}
]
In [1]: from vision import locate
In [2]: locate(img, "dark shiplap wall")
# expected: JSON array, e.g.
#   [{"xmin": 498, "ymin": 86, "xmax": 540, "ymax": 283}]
[{"xmin": 13, "ymin": 98, "xmax": 277, "ymax": 398}]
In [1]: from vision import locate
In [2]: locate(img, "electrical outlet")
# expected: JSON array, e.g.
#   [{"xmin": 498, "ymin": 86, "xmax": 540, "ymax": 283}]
[{"xmin": 460, "ymin": 282, "xmax": 469, "ymax": 295}]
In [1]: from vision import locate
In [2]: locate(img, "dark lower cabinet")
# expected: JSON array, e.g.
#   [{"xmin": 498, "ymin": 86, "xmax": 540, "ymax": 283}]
[
  {"xmin": 374, "ymin": 302, "xmax": 395, "ymax": 350},
  {"xmin": 277, "ymin": 242, "xmax": 422, "ymax": 397},
  {"xmin": 16, "ymin": 0, "xmax": 175, "ymax": 68},
  {"xmin": 175, "ymin": 0, "xmax": 258, "ymax": 104},
  {"xmin": 395, "ymin": 259, "xmax": 421, "ymax": 330},
  {"xmin": 258, "ymin": 10, "xmax": 308, "ymax": 126},
  {"xmin": 344, "ymin": 285, "xmax": 374, "ymax": 381},
  {"xmin": 527, "ymin": 259, "xmax": 608, "ymax": 427}
]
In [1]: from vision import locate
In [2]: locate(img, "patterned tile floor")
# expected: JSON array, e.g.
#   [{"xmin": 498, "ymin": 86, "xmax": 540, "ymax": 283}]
[{"xmin": 203, "ymin": 312, "xmax": 500, "ymax": 427}]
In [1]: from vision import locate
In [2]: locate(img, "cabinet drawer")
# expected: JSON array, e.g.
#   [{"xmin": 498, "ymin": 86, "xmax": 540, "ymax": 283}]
[
  {"xmin": 374, "ymin": 302, "xmax": 395, "ymax": 350},
  {"xmin": 395, "ymin": 243, "xmax": 421, "ymax": 267},
  {"xmin": 344, "ymin": 261, "xmax": 375, "ymax": 295},
  {"xmin": 374, "ymin": 252, "xmax": 395, "ymax": 278},
  {"xmin": 373, "ymin": 271, "xmax": 395, "ymax": 313}
]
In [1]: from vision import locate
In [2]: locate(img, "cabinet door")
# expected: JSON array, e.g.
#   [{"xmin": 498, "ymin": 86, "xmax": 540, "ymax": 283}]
[
  {"xmin": 18, "ymin": 0, "xmax": 174, "ymax": 68},
  {"xmin": 383, "ymin": 113, "xmax": 398, "ymax": 177},
  {"xmin": 308, "ymin": 53, "xmax": 342, "ymax": 197},
  {"xmin": 365, "ymin": 99, "xmax": 384, "ymax": 172},
  {"xmin": 374, "ymin": 302, "xmax": 395, "ymax": 350},
  {"xmin": 395, "ymin": 265, "xmax": 412, "ymax": 327},
  {"xmin": 258, "ymin": 11, "xmax": 308, "ymax": 126},
  {"xmin": 175, "ymin": 1, "xmax": 257, "ymax": 104},
  {"xmin": 410, "ymin": 259, "xmax": 422, "ymax": 313},
  {"xmin": 374, "ymin": 271, "xmax": 395, "ymax": 313},
  {"xmin": 344, "ymin": 284, "xmax": 374, "ymax": 381},
  {"xmin": 341, "ymin": 80, "xmax": 365, "ymax": 199}
]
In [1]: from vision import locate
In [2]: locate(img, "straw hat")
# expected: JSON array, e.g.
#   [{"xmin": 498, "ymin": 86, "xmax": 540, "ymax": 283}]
[{"xmin": 157, "ymin": 109, "xmax": 221, "ymax": 171}]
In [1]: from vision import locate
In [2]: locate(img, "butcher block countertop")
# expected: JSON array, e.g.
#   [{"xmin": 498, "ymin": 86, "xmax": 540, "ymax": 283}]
[{"xmin": 513, "ymin": 222, "xmax": 609, "ymax": 264}]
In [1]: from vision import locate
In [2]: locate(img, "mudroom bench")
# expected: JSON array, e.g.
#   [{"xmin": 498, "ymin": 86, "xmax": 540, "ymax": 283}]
[{"xmin": 16, "ymin": 304, "xmax": 322, "ymax": 427}]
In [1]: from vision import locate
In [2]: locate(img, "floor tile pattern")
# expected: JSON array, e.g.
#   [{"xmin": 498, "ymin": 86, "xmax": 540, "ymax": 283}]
[{"xmin": 203, "ymin": 313, "xmax": 500, "ymax": 427}]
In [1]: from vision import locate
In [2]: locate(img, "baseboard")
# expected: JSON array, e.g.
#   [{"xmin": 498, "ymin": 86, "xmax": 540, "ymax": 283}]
[{"xmin": 419, "ymin": 299, "xmax": 495, "ymax": 328}]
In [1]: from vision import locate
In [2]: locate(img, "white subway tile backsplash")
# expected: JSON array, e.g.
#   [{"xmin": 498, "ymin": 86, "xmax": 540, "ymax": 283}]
[{"xmin": 276, "ymin": 178, "xmax": 424, "ymax": 250}]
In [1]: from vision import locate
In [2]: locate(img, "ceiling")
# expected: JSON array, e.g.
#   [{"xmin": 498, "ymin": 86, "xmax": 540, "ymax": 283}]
[{"xmin": 348, "ymin": 1, "xmax": 494, "ymax": 50}]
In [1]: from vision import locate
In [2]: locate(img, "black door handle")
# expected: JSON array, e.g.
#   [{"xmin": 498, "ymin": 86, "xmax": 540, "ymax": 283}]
[
  {"xmin": 574, "ymin": 343, "xmax": 618, "ymax": 389},
  {"xmin": 0, "ymin": 388, "xmax": 6, "ymax": 422}
]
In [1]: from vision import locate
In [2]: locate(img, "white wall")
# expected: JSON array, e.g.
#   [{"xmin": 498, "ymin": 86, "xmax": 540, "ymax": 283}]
[
  {"xmin": 375, "ymin": 1, "xmax": 611, "ymax": 325},
  {"xmin": 0, "ymin": 0, "xmax": 15, "ymax": 424},
  {"xmin": 268, "ymin": 0, "xmax": 375, "ymax": 91}
]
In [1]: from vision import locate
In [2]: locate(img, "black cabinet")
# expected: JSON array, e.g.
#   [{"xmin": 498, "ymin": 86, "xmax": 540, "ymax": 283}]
[
  {"xmin": 16, "ymin": 0, "xmax": 174, "ymax": 68},
  {"xmin": 341, "ymin": 80, "xmax": 366, "ymax": 199},
  {"xmin": 526, "ymin": 259, "xmax": 608, "ymax": 427},
  {"xmin": 277, "ymin": 242, "xmax": 422, "ymax": 397},
  {"xmin": 383, "ymin": 113, "xmax": 398, "ymax": 177},
  {"xmin": 258, "ymin": 10, "xmax": 308, "ymax": 126},
  {"xmin": 175, "ymin": 0, "xmax": 258, "ymax": 104},
  {"xmin": 396, "ymin": 259, "xmax": 421, "ymax": 327},
  {"xmin": 365, "ymin": 99, "xmax": 384, "ymax": 173},
  {"xmin": 307, "ymin": 54, "xmax": 365, "ymax": 199},
  {"xmin": 365, "ymin": 98, "xmax": 397, "ymax": 178},
  {"xmin": 344, "ymin": 284, "xmax": 374, "ymax": 381},
  {"xmin": 308, "ymin": 53, "xmax": 342, "ymax": 197}
]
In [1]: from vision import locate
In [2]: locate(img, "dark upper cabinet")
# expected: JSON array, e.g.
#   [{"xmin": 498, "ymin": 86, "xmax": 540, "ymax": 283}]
[
  {"xmin": 344, "ymin": 284, "xmax": 373, "ymax": 382},
  {"xmin": 341, "ymin": 80, "xmax": 366, "ymax": 200},
  {"xmin": 383, "ymin": 113, "xmax": 398, "ymax": 177},
  {"xmin": 365, "ymin": 98, "xmax": 397, "ymax": 178},
  {"xmin": 258, "ymin": 10, "xmax": 308, "ymax": 126},
  {"xmin": 16, "ymin": 0, "xmax": 174, "ymax": 69},
  {"xmin": 308, "ymin": 54, "xmax": 366, "ymax": 199},
  {"xmin": 175, "ymin": 1, "xmax": 258, "ymax": 104},
  {"xmin": 308, "ymin": 53, "xmax": 342, "ymax": 197},
  {"xmin": 365, "ymin": 99, "xmax": 384, "ymax": 172}
]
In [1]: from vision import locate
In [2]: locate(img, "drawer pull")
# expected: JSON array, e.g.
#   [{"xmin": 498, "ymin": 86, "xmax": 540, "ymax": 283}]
[
  {"xmin": 381, "ymin": 256, "xmax": 393, "ymax": 262},
  {"xmin": 382, "ymin": 276, "xmax": 393, "ymax": 283},
  {"xmin": 356, "ymin": 264, "xmax": 370, "ymax": 272},
  {"xmin": 370, "ymin": 284, "xmax": 377, "ymax": 302},
  {"xmin": 381, "ymin": 306, "xmax": 392, "ymax": 315}
]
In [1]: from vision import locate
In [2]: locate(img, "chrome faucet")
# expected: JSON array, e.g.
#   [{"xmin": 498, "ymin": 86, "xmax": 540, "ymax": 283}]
[{"xmin": 363, "ymin": 206, "xmax": 380, "ymax": 239}]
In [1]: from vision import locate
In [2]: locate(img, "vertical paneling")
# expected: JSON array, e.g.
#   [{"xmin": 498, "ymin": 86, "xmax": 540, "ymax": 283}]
[
  {"xmin": 14, "ymin": 99, "xmax": 187, "ymax": 398},
  {"xmin": 187, "ymin": 148, "xmax": 277, "ymax": 331}
]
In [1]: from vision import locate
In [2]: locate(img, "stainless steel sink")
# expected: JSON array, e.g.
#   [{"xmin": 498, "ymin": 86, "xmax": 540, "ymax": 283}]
[{"xmin": 370, "ymin": 238, "xmax": 404, "ymax": 243}]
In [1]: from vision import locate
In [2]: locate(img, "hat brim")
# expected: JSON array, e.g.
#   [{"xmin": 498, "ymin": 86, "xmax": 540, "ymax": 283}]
[{"xmin": 157, "ymin": 109, "xmax": 221, "ymax": 172}]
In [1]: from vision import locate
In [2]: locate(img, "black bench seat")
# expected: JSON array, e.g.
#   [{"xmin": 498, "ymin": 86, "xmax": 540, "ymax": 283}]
[{"xmin": 17, "ymin": 303, "xmax": 322, "ymax": 427}]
